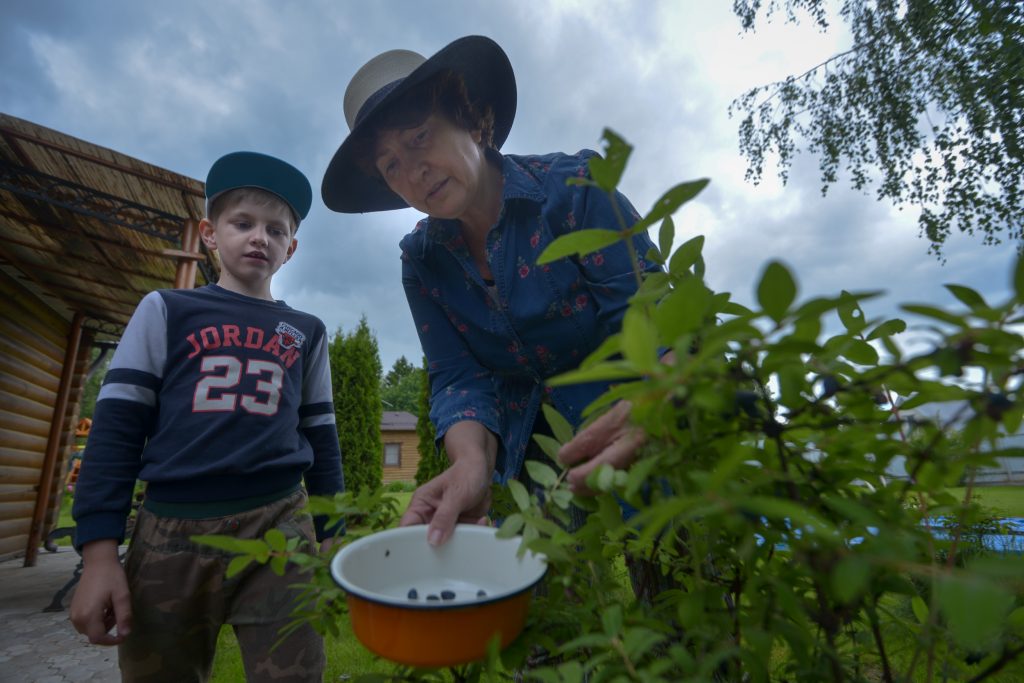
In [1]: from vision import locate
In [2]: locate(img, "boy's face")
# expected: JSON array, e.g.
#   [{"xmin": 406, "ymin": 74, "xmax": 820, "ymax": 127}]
[
  {"xmin": 373, "ymin": 112, "xmax": 487, "ymax": 220},
  {"xmin": 199, "ymin": 197, "xmax": 297, "ymax": 300}
]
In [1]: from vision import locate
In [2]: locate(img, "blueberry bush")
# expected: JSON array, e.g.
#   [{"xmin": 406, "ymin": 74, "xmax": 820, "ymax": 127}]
[{"xmin": 199, "ymin": 130, "xmax": 1024, "ymax": 682}]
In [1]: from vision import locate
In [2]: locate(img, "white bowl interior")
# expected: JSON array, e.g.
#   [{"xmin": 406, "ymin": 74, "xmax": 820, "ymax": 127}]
[{"xmin": 331, "ymin": 524, "xmax": 547, "ymax": 607}]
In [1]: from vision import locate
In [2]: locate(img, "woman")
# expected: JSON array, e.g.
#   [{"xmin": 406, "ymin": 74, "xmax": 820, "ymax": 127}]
[{"xmin": 321, "ymin": 36, "xmax": 661, "ymax": 549}]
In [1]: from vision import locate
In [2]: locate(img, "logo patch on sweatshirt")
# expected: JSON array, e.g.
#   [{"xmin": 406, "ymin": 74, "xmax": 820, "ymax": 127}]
[{"xmin": 275, "ymin": 322, "xmax": 306, "ymax": 350}]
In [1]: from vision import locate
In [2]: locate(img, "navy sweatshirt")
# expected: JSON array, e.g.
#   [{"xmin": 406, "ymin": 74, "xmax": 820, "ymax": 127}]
[{"xmin": 73, "ymin": 285, "xmax": 344, "ymax": 547}]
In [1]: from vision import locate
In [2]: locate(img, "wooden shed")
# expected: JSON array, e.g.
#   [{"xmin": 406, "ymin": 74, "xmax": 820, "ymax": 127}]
[
  {"xmin": 381, "ymin": 411, "xmax": 420, "ymax": 483},
  {"xmin": 0, "ymin": 113, "xmax": 217, "ymax": 565}
]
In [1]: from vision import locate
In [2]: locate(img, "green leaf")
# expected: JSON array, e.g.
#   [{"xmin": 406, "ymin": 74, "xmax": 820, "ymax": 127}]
[
  {"xmin": 226, "ymin": 555, "xmax": 254, "ymax": 578},
  {"xmin": 264, "ymin": 528, "xmax": 287, "ymax": 552},
  {"xmin": 541, "ymin": 403, "xmax": 574, "ymax": 444},
  {"xmin": 269, "ymin": 555, "xmax": 288, "ymax": 576},
  {"xmin": 537, "ymin": 229, "xmax": 621, "ymax": 264},
  {"xmin": 524, "ymin": 460, "xmax": 559, "ymax": 488},
  {"xmin": 587, "ymin": 463, "xmax": 617, "ymax": 493},
  {"xmin": 496, "ymin": 513, "xmax": 524, "ymax": 537},
  {"xmin": 945, "ymin": 284, "xmax": 988, "ymax": 310},
  {"xmin": 507, "ymin": 479, "xmax": 530, "ymax": 512},
  {"xmin": 757, "ymin": 261, "xmax": 797, "ymax": 323},
  {"xmin": 837, "ymin": 290, "xmax": 867, "ymax": 335},
  {"xmin": 601, "ymin": 604, "xmax": 624, "ymax": 637},
  {"xmin": 658, "ymin": 215, "xmax": 675, "ymax": 264},
  {"xmin": 622, "ymin": 627, "xmax": 665, "ymax": 659},
  {"xmin": 936, "ymin": 575, "xmax": 1013, "ymax": 651},
  {"xmin": 897, "ymin": 383, "xmax": 973, "ymax": 409},
  {"xmin": 579, "ymin": 333, "xmax": 622, "ymax": 369},
  {"xmin": 191, "ymin": 535, "xmax": 269, "ymax": 555},
  {"xmin": 866, "ymin": 318, "xmax": 906, "ymax": 340},
  {"xmin": 911, "ymin": 596, "xmax": 929, "ymax": 624},
  {"xmin": 558, "ymin": 633, "xmax": 613, "ymax": 653},
  {"xmin": 587, "ymin": 128, "xmax": 632, "ymax": 192},
  {"xmin": 531, "ymin": 434, "xmax": 563, "ymax": 463},
  {"xmin": 832, "ymin": 556, "xmax": 870, "ymax": 603},
  {"xmin": 1008, "ymin": 606, "xmax": 1024, "ymax": 632},
  {"xmin": 722, "ymin": 300, "xmax": 755, "ymax": 316},
  {"xmin": 620, "ymin": 308, "xmax": 659, "ymax": 371},
  {"xmin": 545, "ymin": 361, "xmax": 640, "ymax": 386},
  {"xmin": 901, "ymin": 304, "xmax": 966, "ymax": 327},
  {"xmin": 668, "ymin": 235, "xmax": 705, "ymax": 275},
  {"xmin": 633, "ymin": 179, "xmax": 711, "ymax": 232},
  {"xmin": 653, "ymin": 276, "xmax": 709, "ymax": 340},
  {"xmin": 844, "ymin": 339, "xmax": 879, "ymax": 366},
  {"xmin": 776, "ymin": 366, "xmax": 806, "ymax": 407}
]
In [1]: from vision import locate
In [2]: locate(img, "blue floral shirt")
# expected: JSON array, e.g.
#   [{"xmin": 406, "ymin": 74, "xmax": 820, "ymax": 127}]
[{"xmin": 400, "ymin": 149, "xmax": 661, "ymax": 483}]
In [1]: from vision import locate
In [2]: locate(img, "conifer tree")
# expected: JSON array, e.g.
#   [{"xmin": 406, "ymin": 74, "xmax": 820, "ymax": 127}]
[
  {"xmin": 414, "ymin": 357, "xmax": 448, "ymax": 485},
  {"xmin": 328, "ymin": 316, "xmax": 383, "ymax": 492}
]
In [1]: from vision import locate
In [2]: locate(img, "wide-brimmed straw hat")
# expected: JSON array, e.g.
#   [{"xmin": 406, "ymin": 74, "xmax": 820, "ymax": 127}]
[{"xmin": 321, "ymin": 35, "xmax": 516, "ymax": 214}]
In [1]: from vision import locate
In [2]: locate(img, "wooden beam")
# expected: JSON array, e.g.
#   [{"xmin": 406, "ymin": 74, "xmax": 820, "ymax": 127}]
[
  {"xmin": 174, "ymin": 219, "xmax": 202, "ymax": 289},
  {"xmin": 0, "ymin": 126, "xmax": 205, "ymax": 199},
  {"xmin": 24, "ymin": 311, "xmax": 84, "ymax": 566}
]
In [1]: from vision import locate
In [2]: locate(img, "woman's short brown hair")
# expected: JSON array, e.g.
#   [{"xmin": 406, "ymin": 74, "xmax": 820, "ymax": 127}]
[{"xmin": 350, "ymin": 70, "xmax": 496, "ymax": 178}]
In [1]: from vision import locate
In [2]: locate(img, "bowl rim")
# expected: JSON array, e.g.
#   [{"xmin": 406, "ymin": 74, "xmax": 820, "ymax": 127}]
[{"xmin": 330, "ymin": 524, "xmax": 548, "ymax": 611}]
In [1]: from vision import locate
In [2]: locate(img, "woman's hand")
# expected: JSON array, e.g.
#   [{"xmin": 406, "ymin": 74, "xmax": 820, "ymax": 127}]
[
  {"xmin": 400, "ymin": 421, "xmax": 496, "ymax": 546},
  {"xmin": 558, "ymin": 400, "xmax": 646, "ymax": 495},
  {"xmin": 400, "ymin": 457, "xmax": 492, "ymax": 546}
]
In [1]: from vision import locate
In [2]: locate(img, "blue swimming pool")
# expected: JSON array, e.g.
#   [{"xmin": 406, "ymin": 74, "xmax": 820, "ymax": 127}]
[{"xmin": 926, "ymin": 517, "xmax": 1024, "ymax": 554}]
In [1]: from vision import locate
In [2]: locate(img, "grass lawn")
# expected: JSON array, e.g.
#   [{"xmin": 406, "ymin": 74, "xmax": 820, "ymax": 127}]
[
  {"xmin": 211, "ymin": 619, "xmax": 395, "ymax": 680},
  {"xmin": 946, "ymin": 485, "xmax": 1024, "ymax": 517}
]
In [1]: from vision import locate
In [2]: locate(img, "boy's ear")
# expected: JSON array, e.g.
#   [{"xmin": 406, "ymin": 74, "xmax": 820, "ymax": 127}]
[
  {"xmin": 284, "ymin": 237, "xmax": 298, "ymax": 263},
  {"xmin": 198, "ymin": 218, "xmax": 217, "ymax": 249}
]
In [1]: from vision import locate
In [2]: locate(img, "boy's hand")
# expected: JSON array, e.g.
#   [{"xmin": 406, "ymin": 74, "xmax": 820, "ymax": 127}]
[{"xmin": 69, "ymin": 540, "xmax": 133, "ymax": 646}]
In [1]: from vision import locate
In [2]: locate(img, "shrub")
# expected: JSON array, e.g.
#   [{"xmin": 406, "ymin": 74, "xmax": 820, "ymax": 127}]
[{"xmin": 201, "ymin": 130, "xmax": 1024, "ymax": 682}]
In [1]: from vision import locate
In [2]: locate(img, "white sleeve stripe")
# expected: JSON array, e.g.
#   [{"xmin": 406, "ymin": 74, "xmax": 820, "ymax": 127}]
[
  {"xmin": 98, "ymin": 383, "xmax": 157, "ymax": 407},
  {"xmin": 301, "ymin": 414, "xmax": 335, "ymax": 429}
]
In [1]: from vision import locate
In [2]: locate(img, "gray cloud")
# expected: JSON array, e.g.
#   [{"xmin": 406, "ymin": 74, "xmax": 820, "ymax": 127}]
[{"xmin": 1, "ymin": 0, "xmax": 1012, "ymax": 373}]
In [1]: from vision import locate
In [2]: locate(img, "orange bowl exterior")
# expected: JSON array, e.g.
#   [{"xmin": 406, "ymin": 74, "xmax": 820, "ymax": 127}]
[{"xmin": 346, "ymin": 590, "xmax": 532, "ymax": 668}]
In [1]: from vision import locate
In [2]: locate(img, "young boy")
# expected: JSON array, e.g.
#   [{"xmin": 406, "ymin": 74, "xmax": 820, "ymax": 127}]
[{"xmin": 70, "ymin": 151, "xmax": 344, "ymax": 683}]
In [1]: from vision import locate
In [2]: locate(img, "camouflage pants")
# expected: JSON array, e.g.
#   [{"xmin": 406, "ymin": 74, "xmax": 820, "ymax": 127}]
[{"xmin": 119, "ymin": 488, "xmax": 325, "ymax": 683}]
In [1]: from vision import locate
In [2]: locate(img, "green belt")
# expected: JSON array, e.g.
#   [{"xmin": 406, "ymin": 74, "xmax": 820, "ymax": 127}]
[{"xmin": 142, "ymin": 484, "xmax": 300, "ymax": 519}]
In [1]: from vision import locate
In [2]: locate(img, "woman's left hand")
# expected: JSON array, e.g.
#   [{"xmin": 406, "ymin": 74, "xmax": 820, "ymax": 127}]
[{"xmin": 557, "ymin": 400, "xmax": 646, "ymax": 495}]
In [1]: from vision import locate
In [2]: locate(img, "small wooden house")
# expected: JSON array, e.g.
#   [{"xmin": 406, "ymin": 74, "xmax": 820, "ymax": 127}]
[
  {"xmin": 0, "ymin": 113, "xmax": 216, "ymax": 565},
  {"xmin": 380, "ymin": 411, "xmax": 420, "ymax": 483}
]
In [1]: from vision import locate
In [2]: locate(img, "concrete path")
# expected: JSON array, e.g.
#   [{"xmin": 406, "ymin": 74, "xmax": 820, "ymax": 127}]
[{"xmin": 0, "ymin": 547, "xmax": 120, "ymax": 682}]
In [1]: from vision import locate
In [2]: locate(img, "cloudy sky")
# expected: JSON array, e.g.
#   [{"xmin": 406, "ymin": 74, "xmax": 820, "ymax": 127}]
[{"xmin": 2, "ymin": 0, "xmax": 1017, "ymax": 371}]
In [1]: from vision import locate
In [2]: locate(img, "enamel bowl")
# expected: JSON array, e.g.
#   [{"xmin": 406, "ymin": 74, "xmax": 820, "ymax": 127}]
[{"xmin": 330, "ymin": 524, "xmax": 547, "ymax": 668}]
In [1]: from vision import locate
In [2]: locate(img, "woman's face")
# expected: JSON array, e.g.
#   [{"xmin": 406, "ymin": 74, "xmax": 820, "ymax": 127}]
[{"xmin": 373, "ymin": 112, "xmax": 489, "ymax": 220}]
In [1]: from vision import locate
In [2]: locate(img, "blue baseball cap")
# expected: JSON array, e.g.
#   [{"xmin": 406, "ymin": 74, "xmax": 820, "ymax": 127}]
[{"xmin": 206, "ymin": 151, "xmax": 313, "ymax": 223}]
